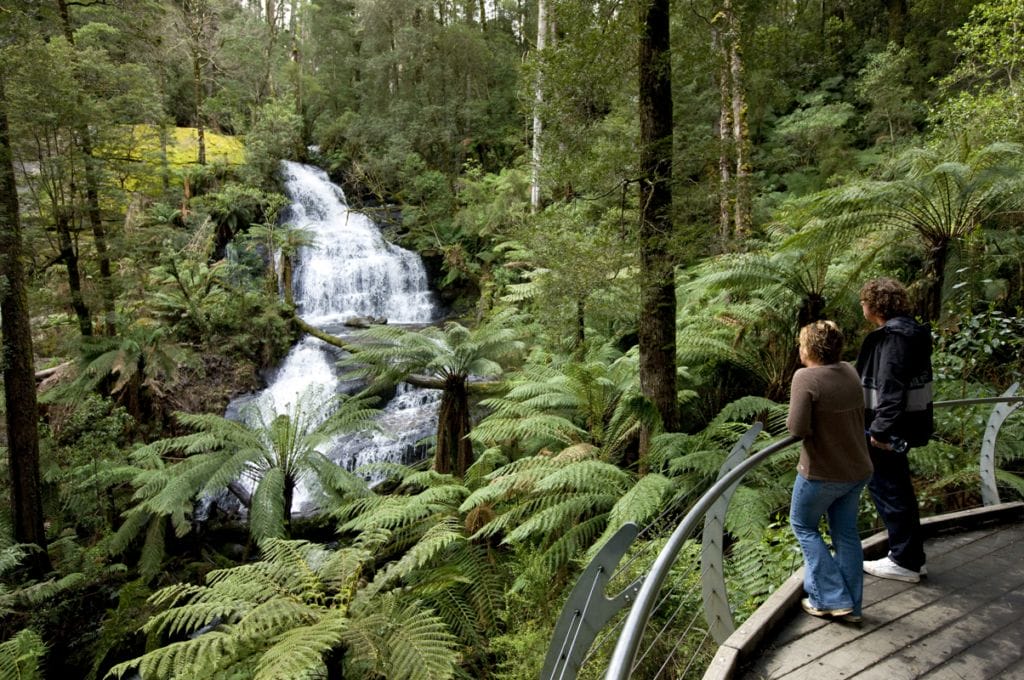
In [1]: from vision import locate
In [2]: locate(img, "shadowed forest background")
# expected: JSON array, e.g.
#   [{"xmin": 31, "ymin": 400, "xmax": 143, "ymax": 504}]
[{"xmin": 1, "ymin": 0, "xmax": 1023, "ymax": 678}]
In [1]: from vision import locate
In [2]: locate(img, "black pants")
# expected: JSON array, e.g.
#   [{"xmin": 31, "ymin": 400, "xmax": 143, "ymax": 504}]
[{"xmin": 867, "ymin": 445, "xmax": 926, "ymax": 571}]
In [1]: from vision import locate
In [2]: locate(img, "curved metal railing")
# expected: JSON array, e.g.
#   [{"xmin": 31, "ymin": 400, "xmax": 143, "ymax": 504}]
[{"xmin": 541, "ymin": 383, "xmax": 1024, "ymax": 680}]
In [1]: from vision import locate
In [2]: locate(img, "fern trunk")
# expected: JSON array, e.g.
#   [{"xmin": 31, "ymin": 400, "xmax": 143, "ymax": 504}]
[
  {"xmin": 920, "ymin": 237, "xmax": 949, "ymax": 322},
  {"xmin": 284, "ymin": 476, "xmax": 294, "ymax": 534},
  {"xmin": 435, "ymin": 376, "xmax": 473, "ymax": 476}
]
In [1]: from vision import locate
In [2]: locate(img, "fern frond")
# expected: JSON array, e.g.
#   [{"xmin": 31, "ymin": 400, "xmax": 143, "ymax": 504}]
[
  {"xmin": 371, "ymin": 518, "xmax": 464, "ymax": 590},
  {"xmin": 503, "ymin": 493, "xmax": 616, "ymax": 544},
  {"xmin": 250, "ymin": 467, "xmax": 287, "ymax": 542},
  {"xmin": 0, "ymin": 628, "xmax": 45, "ymax": 680},
  {"xmin": 15, "ymin": 572, "xmax": 87, "ymax": 607},
  {"xmin": 400, "ymin": 470, "xmax": 459, "ymax": 490},
  {"xmin": 143, "ymin": 598, "xmax": 242, "ymax": 639},
  {"xmin": 602, "ymin": 473, "xmax": 673, "ymax": 540},
  {"xmin": 383, "ymin": 599, "xmax": 459, "ymax": 680},
  {"xmin": 537, "ymin": 514, "xmax": 608, "ymax": 574},
  {"xmin": 253, "ymin": 611, "xmax": 348, "ymax": 680},
  {"xmin": 533, "ymin": 460, "xmax": 631, "ymax": 493},
  {"xmin": 995, "ymin": 470, "xmax": 1024, "ymax": 501},
  {"xmin": 138, "ymin": 515, "xmax": 167, "ymax": 582}
]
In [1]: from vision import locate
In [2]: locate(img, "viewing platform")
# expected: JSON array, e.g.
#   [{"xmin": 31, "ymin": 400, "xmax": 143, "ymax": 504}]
[{"xmin": 708, "ymin": 502, "xmax": 1024, "ymax": 680}]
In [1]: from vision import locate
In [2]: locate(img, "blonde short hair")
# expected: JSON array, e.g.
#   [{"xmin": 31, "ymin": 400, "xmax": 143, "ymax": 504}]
[{"xmin": 799, "ymin": 320, "xmax": 844, "ymax": 364}]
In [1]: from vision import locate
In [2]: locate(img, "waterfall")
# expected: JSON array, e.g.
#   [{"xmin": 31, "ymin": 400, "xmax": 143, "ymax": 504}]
[
  {"xmin": 229, "ymin": 161, "xmax": 441, "ymax": 515},
  {"xmin": 283, "ymin": 161, "xmax": 437, "ymax": 325}
]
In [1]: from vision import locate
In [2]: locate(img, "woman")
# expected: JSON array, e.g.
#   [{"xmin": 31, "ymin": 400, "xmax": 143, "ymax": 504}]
[{"xmin": 787, "ymin": 320, "xmax": 873, "ymax": 622}]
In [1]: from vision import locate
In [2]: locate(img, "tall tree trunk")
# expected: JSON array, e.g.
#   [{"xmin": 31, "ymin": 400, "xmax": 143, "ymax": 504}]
[
  {"xmin": 712, "ymin": 23, "xmax": 732, "ymax": 247},
  {"xmin": 530, "ymin": 0, "xmax": 547, "ymax": 213},
  {"xmin": 726, "ymin": 0, "xmax": 751, "ymax": 238},
  {"xmin": 193, "ymin": 49, "xmax": 206, "ymax": 165},
  {"xmin": 290, "ymin": 0, "xmax": 303, "ymax": 119},
  {"xmin": 159, "ymin": 118, "xmax": 172, "ymax": 193},
  {"xmin": 885, "ymin": 0, "xmax": 907, "ymax": 46},
  {"xmin": 56, "ymin": 211, "xmax": 93, "ymax": 337},
  {"xmin": 575, "ymin": 298, "xmax": 586, "ymax": 347},
  {"xmin": 82, "ymin": 152, "xmax": 115, "ymax": 333},
  {"xmin": 435, "ymin": 378, "xmax": 473, "ymax": 476},
  {"xmin": 56, "ymin": 0, "xmax": 116, "ymax": 333},
  {"xmin": 637, "ymin": 0, "xmax": 677, "ymax": 462},
  {"xmin": 0, "ymin": 74, "xmax": 52, "ymax": 578},
  {"xmin": 255, "ymin": 0, "xmax": 281, "ymax": 110}
]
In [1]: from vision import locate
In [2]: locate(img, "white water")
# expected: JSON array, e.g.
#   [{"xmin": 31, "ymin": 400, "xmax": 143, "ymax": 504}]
[
  {"xmin": 283, "ymin": 161, "xmax": 437, "ymax": 325},
  {"xmin": 231, "ymin": 161, "xmax": 441, "ymax": 514}
]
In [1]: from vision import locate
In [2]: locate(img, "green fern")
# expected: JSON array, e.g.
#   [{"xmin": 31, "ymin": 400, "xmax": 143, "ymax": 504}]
[
  {"xmin": 102, "ymin": 387, "xmax": 376, "ymax": 578},
  {"xmin": 106, "ymin": 539, "xmax": 458, "ymax": 680},
  {"xmin": 471, "ymin": 345, "xmax": 654, "ymax": 463},
  {"xmin": 0, "ymin": 628, "xmax": 46, "ymax": 680}
]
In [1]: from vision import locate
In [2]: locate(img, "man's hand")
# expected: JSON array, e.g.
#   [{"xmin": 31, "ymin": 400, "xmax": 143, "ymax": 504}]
[{"xmin": 870, "ymin": 435, "xmax": 893, "ymax": 451}]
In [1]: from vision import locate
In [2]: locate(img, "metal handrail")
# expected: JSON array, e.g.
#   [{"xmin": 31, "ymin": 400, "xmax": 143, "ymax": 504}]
[{"xmin": 603, "ymin": 434, "xmax": 800, "ymax": 679}]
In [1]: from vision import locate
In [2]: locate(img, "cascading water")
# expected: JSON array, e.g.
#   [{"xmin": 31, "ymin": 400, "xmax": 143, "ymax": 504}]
[
  {"xmin": 230, "ymin": 161, "xmax": 441, "ymax": 514},
  {"xmin": 285, "ymin": 161, "xmax": 437, "ymax": 325}
]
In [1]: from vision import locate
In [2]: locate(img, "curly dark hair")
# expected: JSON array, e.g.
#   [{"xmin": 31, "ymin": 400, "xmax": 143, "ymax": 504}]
[
  {"xmin": 799, "ymin": 320, "xmax": 844, "ymax": 364},
  {"xmin": 859, "ymin": 277, "xmax": 911, "ymax": 320}
]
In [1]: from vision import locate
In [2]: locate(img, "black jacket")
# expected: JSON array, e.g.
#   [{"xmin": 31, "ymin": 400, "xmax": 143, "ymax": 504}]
[{"xmin": 856, "ymin": 316, "xmax": 934, "ymax": 447}]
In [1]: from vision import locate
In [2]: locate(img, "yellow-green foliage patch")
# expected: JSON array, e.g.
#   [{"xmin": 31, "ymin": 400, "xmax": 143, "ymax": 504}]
[{"xmin": 102, "ymin": 125, "xmax": 245, "ymax": 197}]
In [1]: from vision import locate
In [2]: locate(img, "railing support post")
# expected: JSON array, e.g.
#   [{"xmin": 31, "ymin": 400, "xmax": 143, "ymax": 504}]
[
  {"xmin": 700, "ymin": 424, "xmax": 763, "ymax": 644},
  {"xmin": 980, "ymin": 382, "xmax": 1021, "ymax": 506}
]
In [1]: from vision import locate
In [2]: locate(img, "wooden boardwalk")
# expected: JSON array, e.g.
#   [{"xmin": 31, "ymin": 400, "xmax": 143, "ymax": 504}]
[
  {"xmin": 702, "ymin": 503, "xmax": 1024, "ymax": 680},
  {"xmin": 736, "ymin": 512, "xmax": 1024, "ymax": 680}
]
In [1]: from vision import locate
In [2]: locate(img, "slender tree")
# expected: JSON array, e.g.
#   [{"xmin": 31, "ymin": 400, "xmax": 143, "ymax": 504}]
[
  {"xmin": 530, "ymin": 0, "xmax": 547, "ymax": 213},
  {"xmin": 726, "ymin": 0, "xmax": 751, "ymax": 237},
  {"xmin": 0, "ymin": 72, "xmax": 51, "ymax": 577},
  {"xmin": 55, "ymin": 0, "xmax": 116, "ymax": 334}
]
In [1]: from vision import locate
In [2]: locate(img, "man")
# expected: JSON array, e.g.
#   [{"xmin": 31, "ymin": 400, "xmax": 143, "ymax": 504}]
[{"xmin": 856, "ymin": 278, "xmax": 934, "ymax": 583}]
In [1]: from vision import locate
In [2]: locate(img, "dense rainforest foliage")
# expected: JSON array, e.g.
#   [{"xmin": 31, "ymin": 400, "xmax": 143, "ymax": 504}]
[{"xmin": 1, "ymin": 0, "xmax": 1024, "ymax": 678}]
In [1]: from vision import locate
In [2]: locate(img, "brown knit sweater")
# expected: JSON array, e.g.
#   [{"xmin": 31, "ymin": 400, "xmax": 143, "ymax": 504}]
[{"xmin": 787, "ymin": 362, "xmax": 873, "ymax": 482}]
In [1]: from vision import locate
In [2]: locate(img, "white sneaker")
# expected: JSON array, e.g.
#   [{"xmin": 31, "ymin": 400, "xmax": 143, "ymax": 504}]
[{"xmin": 863, "ymin": 556, "xmax": 921, "ymax": 583}]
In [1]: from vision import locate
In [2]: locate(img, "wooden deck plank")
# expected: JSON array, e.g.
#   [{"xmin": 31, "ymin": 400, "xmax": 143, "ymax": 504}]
[
  {"xmin": 738, "ymin": 521, "xmax": 1024, "ymax": 680},
  {"xmin": 848, "ymin": 587, "xmax": 1024, "ymax": 678},
  {"xmin": 918, "ymin": 601, "xmax": 1024, "ymax": 680}
]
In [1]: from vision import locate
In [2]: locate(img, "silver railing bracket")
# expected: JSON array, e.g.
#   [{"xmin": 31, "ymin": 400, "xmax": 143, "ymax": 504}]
[{"xmin": 541, "ymin": 521, "xmax": 643, "ymax": 680}]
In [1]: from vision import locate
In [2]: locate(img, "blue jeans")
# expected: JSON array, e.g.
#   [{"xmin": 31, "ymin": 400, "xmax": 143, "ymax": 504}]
[{"xmin": 790, "ymin": 474, "xmax": 869, "ymax": 615}]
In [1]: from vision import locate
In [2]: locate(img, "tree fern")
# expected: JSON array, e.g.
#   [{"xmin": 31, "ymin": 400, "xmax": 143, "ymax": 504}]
[
  {"xmin": 792, "ymin": 142, "xmax": 1024, "ymax": 319},
  {"xmin": 103, "ymin": 387, "xmax": 376, "ymax": 575},
  {"xmin": 107, "ymin": 539, "xmax": 457, "ymax": 680},
  {"xmin": 471, "ymin": 345, "xmax": 653, "ymax": 463},
  {"xmin": 345, "ymin": 311, "xmax": 525, "ymax": 476}
]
